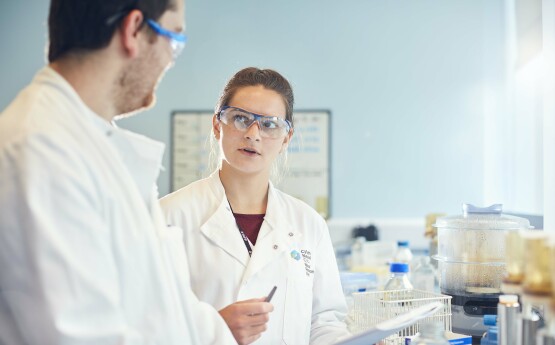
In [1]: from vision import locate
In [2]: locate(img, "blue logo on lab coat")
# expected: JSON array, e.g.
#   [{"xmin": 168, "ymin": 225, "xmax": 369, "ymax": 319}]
[{"xmin": 290, "ymin": 250, "xmax": 301, "ymax": 261}]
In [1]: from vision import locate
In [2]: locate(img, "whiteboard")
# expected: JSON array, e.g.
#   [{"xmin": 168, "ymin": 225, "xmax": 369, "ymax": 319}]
[{"xmin": 171, "ymin": 110, "xmax": 331, "ymax": 218}]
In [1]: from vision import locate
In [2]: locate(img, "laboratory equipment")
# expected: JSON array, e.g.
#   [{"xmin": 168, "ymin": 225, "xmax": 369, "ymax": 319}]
[
  {"xmin": 480, "ymin": 315, "xmax": 498, "ymax": 345},
  {"xmin": 337, "ymin": 302, "xmax": 444, "ymax": 345},
  {"xmin": 384, "ymin": 263, "xmax": 413, "ymax": 291},
  {"xmin": 394, "ymin": 241, "xmax": 413, "ymax": 264},
  {"xmin": 497, "ymin": 295, "xmax": 519, "ymax": 345},
  {"xmin": 522, "ymin": 232, "xmax": 552, "ymax": 296},
  {"xmin": 349, "ymin": 289, "xmax": 452, "ymax": 344},
  {"xmin": 409, "ymin": 321, "xmax": 450, "ymax": 344},
  {"xmin": 425, "ymin": 213, "xmax": 446, "ymax": 269},
  {"xmin": 520, "ymin": 231, "xmax": 551, "ymax": 345},
  {"xmin": 498, "ymin": 231, "xmax": 555, "ymax": 345},
  {"xmin": 412, "ymin": 256, "xmax": 436, "ymax": 292},
  {"xmin": 433, "ymin": 204, "xmax": 531, "ymax": 339},
  {"xmin": 340, "ymin": 271, "xmax": 378, "ymax": 311},
  {"xmin": 350, "ymin": 236, "xmax": 366, "ymax": 269}
]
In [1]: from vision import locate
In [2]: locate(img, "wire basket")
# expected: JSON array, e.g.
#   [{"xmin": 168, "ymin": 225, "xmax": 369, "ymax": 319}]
[{"xmin": 348, "ymin": 289, "xmax": 452, "ymax": 345}]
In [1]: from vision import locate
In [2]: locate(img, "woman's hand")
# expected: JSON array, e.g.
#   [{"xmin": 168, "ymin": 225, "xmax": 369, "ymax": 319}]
[{"xmin": 219, "ymin": 298, "xmax": 274, "ymax": 345}]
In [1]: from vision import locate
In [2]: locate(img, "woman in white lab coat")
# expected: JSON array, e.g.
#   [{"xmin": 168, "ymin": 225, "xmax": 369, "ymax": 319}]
[{"xmin": 161, "ymin": 67, "xmax": 350, "ymax": 345}]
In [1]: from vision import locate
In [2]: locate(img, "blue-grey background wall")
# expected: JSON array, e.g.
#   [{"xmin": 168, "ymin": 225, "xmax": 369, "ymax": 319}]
[{"xmin": 0, "ymin": 0, "xmax": 505, "ymax": 218}]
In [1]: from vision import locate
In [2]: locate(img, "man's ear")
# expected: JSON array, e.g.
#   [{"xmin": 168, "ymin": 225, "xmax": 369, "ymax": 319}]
[
  {"xmin": 212, "ymin": 114, "xmax": 221, "ymax": 140},
  {"xmin": 120, "ymin": 10, "xmax": 144, "ymax": 59}
]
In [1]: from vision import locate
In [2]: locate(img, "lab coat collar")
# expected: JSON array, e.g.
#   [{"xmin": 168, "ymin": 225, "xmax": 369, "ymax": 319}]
[
  {"xmin": 200, "ymin": 198, "xmax": 251, "ymax": 267},
  {"xmin": 200, "ymin": 173, "xmax": 250, "ymax": 267},
  {"xmin": 37, "ymin": 67, "xmax": 165, "ymax": 205},
  {"xmin": 259, "ymin": 181, "xmax": 292, "ymax": 240},
  {"xmin": 201, "ymin": 171, "xmax": 303, "ymax": 283}
]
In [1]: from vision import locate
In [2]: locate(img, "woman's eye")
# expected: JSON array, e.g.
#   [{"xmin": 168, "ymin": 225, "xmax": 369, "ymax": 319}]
[
  {"xmin": 233, "ymin": 114, "xmax": 250, "ymax": 124},
  {"xmin": 262, "ymin": 120, "xmax": 279, "ymax": 129}
]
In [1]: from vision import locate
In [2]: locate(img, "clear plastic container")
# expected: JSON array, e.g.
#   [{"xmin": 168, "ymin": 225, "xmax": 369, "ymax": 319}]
[
  {"xmin": 339, "ymin": 272, "xmax": 378, "ymax": 296},
  {"xmin": 350, "ymin": 236, "xmax": 365, "ymax": 269},
  {"xmin": 384, "ymin": 263, "xmax": 413, "ymax": 290},
  {"xmin": 434, "ymin": 204, "xmax": 532, "ymax": 296},
  {"xmin": 394, "ymin": 240, "xmax": 413, "ymax": 264},
  {"xmin": 339, "ymin": 271, "xmax": 378, "ymax": 310},
  {"xmin": 409, "ymin": 322, "xmax": 450, "ymax": 344},
  {"xmin": 412, "ymin": 256, "xmax": 436, "ymax": 292}
]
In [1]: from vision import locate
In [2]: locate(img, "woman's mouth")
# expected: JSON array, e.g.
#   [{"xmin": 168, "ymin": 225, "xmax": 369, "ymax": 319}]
[{"xmin": 240, "ymin": 148, "xmax": 260, "ymax": 155}]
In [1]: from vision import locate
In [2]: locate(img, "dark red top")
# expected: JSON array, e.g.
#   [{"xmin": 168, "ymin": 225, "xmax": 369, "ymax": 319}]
[{"xmin": 233, "ymin": 213, "xmax": 265, "ymax": 245}]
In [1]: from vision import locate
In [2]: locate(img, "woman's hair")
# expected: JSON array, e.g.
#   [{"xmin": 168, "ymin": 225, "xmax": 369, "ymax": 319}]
[
  {"xmin": 209, "ymin": 67, "xmax": 295, "ymax": 184},
  {"xmin": 214, "ymin": 67, "xmax": 294, "ymax": 126}
]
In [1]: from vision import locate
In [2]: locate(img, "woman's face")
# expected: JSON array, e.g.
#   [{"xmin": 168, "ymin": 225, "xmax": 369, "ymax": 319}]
[{"xmin": 214, "ymin": 85, "xmax": 291, "ymax": 177}]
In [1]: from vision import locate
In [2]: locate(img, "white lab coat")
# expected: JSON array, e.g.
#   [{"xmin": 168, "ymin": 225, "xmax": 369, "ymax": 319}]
[
  {"xmin": 160, "ymin": 171, "xmax": 350, "ymax": 345},
  {"xmin": 0, "ymin": 67, "xmax": 236, "ymax": 345}
]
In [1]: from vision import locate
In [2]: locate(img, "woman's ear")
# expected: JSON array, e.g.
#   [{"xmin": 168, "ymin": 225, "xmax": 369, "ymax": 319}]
[
  {"xmin": 280, "ymin": 129, "xmax": 293, "ymax": 153},
  {"xmin": 212, "ymin": 114, "xmax": 221, "ymax": 140}
]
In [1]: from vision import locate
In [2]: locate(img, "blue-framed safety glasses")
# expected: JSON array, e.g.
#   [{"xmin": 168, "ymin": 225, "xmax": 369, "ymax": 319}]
[
  {"xmin": 218, "ymin": 106, "xmax": 293, "ymax": 139},
  {"xmin": 146, "ymin": 19, "xmax": 187, "ymax": 59}
]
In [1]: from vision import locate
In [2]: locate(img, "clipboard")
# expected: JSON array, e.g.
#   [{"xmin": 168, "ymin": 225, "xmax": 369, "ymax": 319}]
[{"xmin": 334, "ymin": 301, "xmax": 444, "ymax": 345}]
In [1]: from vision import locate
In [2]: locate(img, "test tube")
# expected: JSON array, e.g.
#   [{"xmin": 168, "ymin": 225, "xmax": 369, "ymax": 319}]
[{"xmin": 498, "ymin": 294, "xmax": 520, "ymax": 345}]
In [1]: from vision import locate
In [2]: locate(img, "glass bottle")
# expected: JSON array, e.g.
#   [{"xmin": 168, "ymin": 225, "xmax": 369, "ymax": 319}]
[
  {"xmin": 384, "ymin": 263, "xmax": 413, "ymax": 290},
  {"xmin": 412, "ymin": 256, "xmax": 436, "ymax": 291},
  {"xmin": 350, "ymin": 236, "xmax": 366, "ymax": 269},
  {"xmin": 410, "ymin": 322, "xmax": 449, "ymax": 345}
]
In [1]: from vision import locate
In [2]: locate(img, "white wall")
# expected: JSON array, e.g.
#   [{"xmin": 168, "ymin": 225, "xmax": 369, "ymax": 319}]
[
  {"xmin": 0, "ymin": 0, "xmax": 510, "ymax": 221},
  {"xmin": 543, "ymin": 0, "xmax": 555, "ymax": 232}
]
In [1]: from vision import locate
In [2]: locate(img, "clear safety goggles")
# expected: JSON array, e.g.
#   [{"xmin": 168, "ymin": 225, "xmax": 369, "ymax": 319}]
[
  {"xmin": 104, "ymin": 9, "xmax": 187, "ymax": 60},
  {"xmin": 146, "ymin": 19, "xmax": 187, "ymax": 60},
  {"xmin": 218, "ymin": 106, "xmax": 293, "ymax": 139}
]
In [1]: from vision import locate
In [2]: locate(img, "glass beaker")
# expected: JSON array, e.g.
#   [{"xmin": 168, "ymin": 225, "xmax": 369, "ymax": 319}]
[
  {"xmin": 504, "ymin": 230, "xmax": 525, "ymax": 284},
  {"xmin": 523, "ymin": 232, "xmax": 552, "ymax": 296}
]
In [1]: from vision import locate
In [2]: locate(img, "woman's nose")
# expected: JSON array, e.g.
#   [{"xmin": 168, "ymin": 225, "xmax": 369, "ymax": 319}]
[{"xmin": 244, "ymin": 121, "xmax": 262, "ymax": 141}]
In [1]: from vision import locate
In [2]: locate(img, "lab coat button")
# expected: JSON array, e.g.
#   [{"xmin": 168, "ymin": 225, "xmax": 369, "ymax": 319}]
[
  {"xmin": 273, "ymin": 244, "xmax": 278, "ymax": 250},
  {"xmin": 288, "ymin": 232, "xmax": 294, "ymax": 237},
  {"xmin": 106, "ymin": 130, "xmax": 112, "ymax": 136}
]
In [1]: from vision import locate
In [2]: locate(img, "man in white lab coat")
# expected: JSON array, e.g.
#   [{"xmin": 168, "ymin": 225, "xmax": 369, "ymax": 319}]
[{"xmin": 0, "ymin": 0, "xmax": 249, "ymax": 344}]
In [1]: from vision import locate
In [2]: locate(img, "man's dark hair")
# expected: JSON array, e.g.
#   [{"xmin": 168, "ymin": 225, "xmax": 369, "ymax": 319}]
[{"xmin": 47, "ymin": 0, "xmax": 176, "ymax": 62}]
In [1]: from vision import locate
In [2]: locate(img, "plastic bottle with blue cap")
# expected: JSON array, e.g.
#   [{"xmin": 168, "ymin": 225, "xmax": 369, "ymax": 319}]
[
  {"xmin": 394, "ymin": 240, "xmax": 413, "ymax": 264},
  {"xmin": 480, "ymin": 315, "xmax": 498, "ymax": 345},
  {"xmin": 384, "ymin": 263, "xmax": 413, "ymax": 290}
]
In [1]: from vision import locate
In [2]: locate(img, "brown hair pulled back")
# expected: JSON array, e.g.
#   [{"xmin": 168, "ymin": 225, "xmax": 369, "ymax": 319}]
[{"xmin": 215, "ymin": 67, "xmax": 294, "ymax": 126}]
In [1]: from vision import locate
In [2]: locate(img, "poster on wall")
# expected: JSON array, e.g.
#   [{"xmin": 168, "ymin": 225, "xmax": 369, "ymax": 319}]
[{"xmin": 171, "ymin": 110, "xmax": 330, "ymax": 218}]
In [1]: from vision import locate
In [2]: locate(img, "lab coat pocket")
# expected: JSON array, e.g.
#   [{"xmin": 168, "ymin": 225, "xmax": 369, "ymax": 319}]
[{"xmin": 283, "ymin": 265, "xmax": 313, "ymax": 345}]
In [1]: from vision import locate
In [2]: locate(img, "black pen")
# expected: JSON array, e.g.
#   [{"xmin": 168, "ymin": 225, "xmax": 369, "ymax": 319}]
[{"xmin": 265, "ymin": 286, "xmax": 277, "ymax": 302}]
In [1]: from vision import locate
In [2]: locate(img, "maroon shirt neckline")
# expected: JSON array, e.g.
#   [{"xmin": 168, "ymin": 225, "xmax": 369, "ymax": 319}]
[{"xmin": 232, "ymin": 213, "xmax": 265, "ymax": 245}]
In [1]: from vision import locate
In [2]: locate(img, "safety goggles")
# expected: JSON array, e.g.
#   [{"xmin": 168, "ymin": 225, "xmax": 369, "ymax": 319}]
[
  {"xmin": 105, "ymin": 9, "xmax": 187, "ymax": 60},
  {"xmin": 146, "ymin": 19, "xmax": 187, "ymax": 60},
  {"xmin": 218, "ymin": 106, "xmax": 293, "ymax": 139}
]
